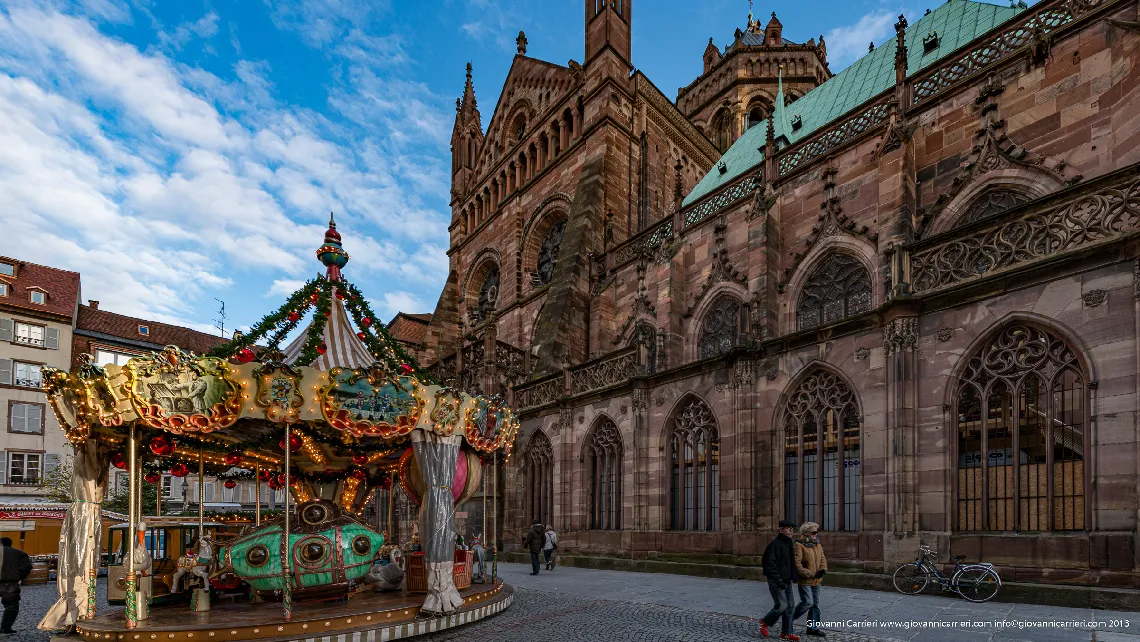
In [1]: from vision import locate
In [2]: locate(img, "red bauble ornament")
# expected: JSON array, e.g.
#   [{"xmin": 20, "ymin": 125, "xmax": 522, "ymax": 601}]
[
  {"xmin": 352, "ymin": 454, "xmax": 368, "ymax": 465},
  {"xmin": 279, "ymin": 433, "xmax": 303, "ymax": 452},
  {"xmin": 316, "ymin": 342, "xmax": 327, "ymax": 355},
  {"xmin": 335, "ymin": 290, "xmax": 345, "ymax": 300},
  {"xmin": 111, "ymin": 452, "xmax": 128, "ymax": 470},
  {"xmin": 322, "ymin": 310, "xmax": 331, "ymax": 318},
  {"xmin": 276, "ymin": 473, "xmax": 287, "ymax": 485},
  {"xmin": 236, "ymin": 347, "xmax": 256, "ymax": 363},
  {"xmin": 352, "ymin": 468, "xmax": 367, "ymax": 481},
  {"xmin": 360, "ymin": 317, "xmax": 371, "ymax": 328},
  {"xmin": 170, "ymin": 463, "xmax": 190, "ymax": 478},
  {"xmin": 310, "ymin": 292, "xmax": 319, "ymax": 303},
  {"xmin": 223, "ymin": 480, "xmax": 237, "ymax": 489},
  {"xmin": 288, "ymin": 310, "xmax": 300, "ymax": 323},
  {"xmin": 148, "ymin": 435, "xmax": 174, "ymax": 457},
  {"xmin": 267, "ymin": 477, "xmax": 281, "ymax": 490},
  {"xmin": 144, "ymin": 472, "xmax": 161, "ymax": 484},
  {"xmin": 257, "ymin": 469, "xmax": 272, "ymax": 482},
  {"xmin": 224, "ymin": 452, "xmax": 243, "ymax": 467},
  {"xmin": 399, "ymin": 363, "xmax": 413, "ymax": 375},
  {"xmin": 357, "ymin": 331, "xmax": 367, "ymax": 341}
]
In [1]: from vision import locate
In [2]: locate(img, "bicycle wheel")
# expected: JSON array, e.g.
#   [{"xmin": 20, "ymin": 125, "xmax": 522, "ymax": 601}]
[
  {"xmin": 954, "ymin": 566, "xmax": 1001, "ymax": 603},
  {"xmin": 892, "ymin": 563, "xmax": 929, "ymax": 595}
]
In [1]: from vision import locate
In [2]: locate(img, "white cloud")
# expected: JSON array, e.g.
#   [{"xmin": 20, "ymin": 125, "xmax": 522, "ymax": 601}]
[
  {"xmin": 378, "ymin": 291, "xmax": 426, "ymax": 321},
  {"xmin": 158, "ymin": 11, "xmax": 219, "ymax": 52},
  {"xmin": 824, "ymin": 10, "xmax": 899, "ymax": 70},
  {"xmin": 0, "ymin": 2, "xmax": 451, "ymax": 331}
]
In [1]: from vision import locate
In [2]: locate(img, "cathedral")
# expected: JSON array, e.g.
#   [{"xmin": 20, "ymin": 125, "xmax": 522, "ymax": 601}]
[{"xmin": 413, "ymin": 0, "xmax": 1140, "ymax": 587}]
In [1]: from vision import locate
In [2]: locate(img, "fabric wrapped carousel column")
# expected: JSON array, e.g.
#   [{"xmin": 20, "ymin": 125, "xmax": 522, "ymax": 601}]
[
  {"xmin": 39, "ymin": 440, "xmax": 108, "ymax": 631},
  {"xmin": 412, "ymin": 431, "xmax": 463, "ymax": 615}
]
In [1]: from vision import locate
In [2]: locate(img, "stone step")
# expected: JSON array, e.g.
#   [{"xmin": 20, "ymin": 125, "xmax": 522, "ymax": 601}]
[{"xmin": 505, "ymin": 552, "xmax": 1140, "ymax": 611}]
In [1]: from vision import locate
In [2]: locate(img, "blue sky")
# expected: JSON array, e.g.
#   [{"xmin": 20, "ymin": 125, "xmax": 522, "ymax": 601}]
[{"xmin": 0, "ymin": 0, "xmax": 936, "ymax": 336}]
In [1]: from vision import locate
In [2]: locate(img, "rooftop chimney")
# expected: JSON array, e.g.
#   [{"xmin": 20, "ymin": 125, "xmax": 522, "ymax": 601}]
[{"xmin": 88, "ymin": 300, "xmax": 99, "ymax": 310}]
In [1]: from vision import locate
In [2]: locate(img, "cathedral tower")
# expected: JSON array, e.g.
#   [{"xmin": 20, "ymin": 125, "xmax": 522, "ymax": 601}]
[{"xmin": 585, "ymin": 0, "xmax": 631, "ymax": 66}]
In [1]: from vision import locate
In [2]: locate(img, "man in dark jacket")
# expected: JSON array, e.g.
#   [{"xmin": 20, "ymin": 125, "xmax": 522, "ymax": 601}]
[
  {"xmin": 0, "ymin": 537, "xmax": 31, "ymax": 634},
  {"xmin": 759, "ymin": 521, "xmax": 799, "ymax": 641},
  {"xmin": 523, "ymin": 520, "xmax": 545, "ymax": 576}
]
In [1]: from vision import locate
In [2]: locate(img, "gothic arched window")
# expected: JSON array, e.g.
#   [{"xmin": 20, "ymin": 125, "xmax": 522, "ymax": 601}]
[
  {"xmin": 668, "ymin": 398, "xmax": 719, "ymax": 531},
  {"xmin": 713, "ymin": 109, "xmax": 732, "ymax": 152},
  {"xmin": 747, "ymin": 104, "xmax": 765, "ymax": 129},
  {"xmin": 698, "ymin": 295, "xmax": 744, "ymax": 360},
  {"xmin": 955, "ymin": 324, "xmax": 1086, "ymax": 532},
  {"xmin": 629, "ymin": 322, "xmax": 658, "ymax": 374},
  {"xmin": 797, "ymin": 254, "xmax": 872, "ymax": 330},
  {"xmin": 534, "ymin": 220, "xmax": 565, "ymax": 286},
  {"xmin": 477, "ymin": 265, "xmax": 500, "ymax": 321},
  {"xmin": 956, "ymin": 188, "xmax": 1031, "ymax": 228},
  {"xmin": 587, "ymin": 417, "xmax": 623, "ymax": 530},
  {"xmin": 526, "ymin": 430, "xmax": 554, "ymax": 527},
  {"xmin": 782, "ymin": 369, "xmax": 861, "ymax": 531}
]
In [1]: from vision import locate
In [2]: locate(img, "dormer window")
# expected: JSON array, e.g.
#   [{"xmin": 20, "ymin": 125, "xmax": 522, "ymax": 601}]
[
  {"xmin": 923, "ymin": 32, "xmax": 940, "ymax": 55},
  {"xmin": 717, "ymin": 160, "xmax": 728, "ymax": 174},
  {"xmin": 0, "ymin": 263, "xmax": 12, "ymax": 277},
  {"xmin": 791, "ymin": 115, "xmax": 803, "ymax": 131},
  {"xmin": 0, "ymin": 283, "xmax": 7, "ymax": 297},
  {"xmin": 29, "ymin": 290, "xmax": 46, "ymax": 305},
  {"xmin": 138, "ymin": 325, "xmax": 150, "ymax": 336}
]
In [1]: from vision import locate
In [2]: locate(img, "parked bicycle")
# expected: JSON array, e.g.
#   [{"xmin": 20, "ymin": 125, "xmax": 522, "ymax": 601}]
[{"xmin": 892, "ymin": 545, "xmax": 1001, "ymax": 603}]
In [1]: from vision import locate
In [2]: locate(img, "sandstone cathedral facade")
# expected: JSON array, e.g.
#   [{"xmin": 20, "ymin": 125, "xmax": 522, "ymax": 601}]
[{"xmin": 415, "ymin": 0, "xmax": 1140, "ymax": 587}]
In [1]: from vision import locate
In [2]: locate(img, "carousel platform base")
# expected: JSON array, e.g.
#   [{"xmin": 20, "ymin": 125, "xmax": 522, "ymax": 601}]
[{"xmin": 75, "ymin": 581, "xmax": 512, "ymax": 642}]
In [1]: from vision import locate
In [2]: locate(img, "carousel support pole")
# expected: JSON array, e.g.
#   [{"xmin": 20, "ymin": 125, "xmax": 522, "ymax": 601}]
[
  {"xmin": 387, "ymin": 485, "xmax": 394, "ymax": 538},
  {"xmin": 125, "ymin": 424, "xmax": 138, "ymax": 629},
  {"xmin": 191, "ymin": 450, "xmax": 210, "ymax": 612},
  {"xmin": 481, "ymin": 458, "xmax": 487, "ymax": 582},
  {"xmin": 492, "ymin": 450, "xmax": 498, "ymax": 585},
  {"xmin": 254, "ymin": 460, "xmax": 262, "ymax": 527},
  {"xmin": 282, "ymin": 425, "xmax": 292, "ymax": 621},
  {"xmin": 156, "ymin": 473, "xmax": 162, "ymax": 517}
]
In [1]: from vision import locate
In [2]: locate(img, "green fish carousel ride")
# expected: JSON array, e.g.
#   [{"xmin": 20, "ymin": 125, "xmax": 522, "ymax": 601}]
[{"xmin": 37, "ymin": 217, "xmax": 519, "ymax": 641}]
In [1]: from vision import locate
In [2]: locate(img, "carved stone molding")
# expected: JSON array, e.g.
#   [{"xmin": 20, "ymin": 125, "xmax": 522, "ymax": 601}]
[
  {"xmin": 655, "ymin": 395, "xmax": 665, "ymax": 407},
  {"xmin": 569, "ymin": 347, "xmax": 639, "ymax": 396},
  {"xmin": 884, "ymin": 317, "xmax": 919, "ymax": 355},
  {"xmin": 631, "ymin": 389, "xmax": 648, "ymax": 412},
  {"xmin": 1134, "ymin": 258, "xmax": 1140, "ymax": 299},
  {"xmin": 1083, "ymin": 289, "xmax": 1107, "ymax": 308},
  {"xmin": 937, "ymin": 327, "xmax": 954, "ymax": 342},
  {"xmin": 911, "ymin": 176, "xmax": 1140, "ymax": 293},
  {"xmin": 854, "ymin": 347, "xmax": 870, "ymax": 362},
  {"xmin": 764, "ymin": 360, "xmax": 779, "ymax": 381},
  {"xmin": 731, "ymin": 359, "xmax": 756, "ymax": 389},
  {"xmin": 620, "ymin": 405, "xmax": 628, "ymax": 415},
  {"xmin": 687, "ymin": 214, "xmax": 747, "ymax": 315}
]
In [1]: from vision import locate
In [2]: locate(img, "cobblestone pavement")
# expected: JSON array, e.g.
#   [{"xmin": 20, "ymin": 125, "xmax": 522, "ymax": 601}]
[{"xmin": 18, "ymin": 565, "xmax": 1140, "ymax": 642}]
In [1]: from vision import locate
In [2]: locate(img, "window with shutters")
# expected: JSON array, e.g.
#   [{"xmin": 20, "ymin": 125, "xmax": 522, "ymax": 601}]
[
  {"xmin": 162, "ymin": 475, "xmax": 174, "ymax": 499},
  {"xmin": 7, "ymin": 452, "xmax": 42, "ymax": 485},
  {"xmin": 13, "ymin": 322, "xmax": 45, "ymax": 347},
  {"xmin": 8, "ymin": 402, "xmax": 44, "ymax": 434},
  {"xmin": 14, "ymin": 362, "xmax": 41, "ymax": 388}
]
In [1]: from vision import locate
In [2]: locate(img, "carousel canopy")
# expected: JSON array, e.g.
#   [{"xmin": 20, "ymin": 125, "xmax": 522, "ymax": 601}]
[{"xmin": 40, "ymin": 216, "xmax": 518, "ymax": 510}]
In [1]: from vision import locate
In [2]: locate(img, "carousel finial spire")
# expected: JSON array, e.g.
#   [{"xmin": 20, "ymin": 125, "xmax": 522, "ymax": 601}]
[{"xmin": 316, "ymin": 211, "xmax": 349, "ymax": 280}]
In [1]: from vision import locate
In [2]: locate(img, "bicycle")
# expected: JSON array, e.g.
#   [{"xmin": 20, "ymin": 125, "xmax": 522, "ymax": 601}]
[{"xmin": 892, "ymin": 545, "xmax": 1002, "ymax": 603}]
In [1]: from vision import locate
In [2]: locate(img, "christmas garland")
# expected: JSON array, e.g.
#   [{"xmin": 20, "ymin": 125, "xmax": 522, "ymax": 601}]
[{"xmin": 205, "ymin": 276, "xmax": 436, "ymax": 385}]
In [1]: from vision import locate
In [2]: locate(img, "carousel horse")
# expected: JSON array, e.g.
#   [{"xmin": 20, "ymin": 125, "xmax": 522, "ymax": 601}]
[
  {"xmin": 470, "ymin": 535, "xmax": 486, "ymax": 582},
  {"xmin": 171, "ymin": 537, "xmax": 213, "ymax": 593}
]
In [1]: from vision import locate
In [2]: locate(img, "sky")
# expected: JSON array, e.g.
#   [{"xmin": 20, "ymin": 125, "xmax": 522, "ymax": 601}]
[{"xmin": 0, "ymin": 0, "xmax": 949, "ymax": 337}]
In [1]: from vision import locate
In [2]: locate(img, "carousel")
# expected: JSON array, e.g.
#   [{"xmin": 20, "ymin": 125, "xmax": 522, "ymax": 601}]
[{"xmin": 37, "ymin": 216, "xmax": 519, "ymax": 641}]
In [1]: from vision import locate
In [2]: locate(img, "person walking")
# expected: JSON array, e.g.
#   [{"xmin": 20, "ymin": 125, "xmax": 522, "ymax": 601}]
[
  {"xmin": 793, "ymin": 522, "xmax": 828, "ymax": 638},
  {"xmin": 523, "ymin": 520, "xmax": 545, "ymax": 576},
  {"xmin": 759, "ymin": 520, "xmax": 799, "ymax": 641},
  {"xmin": 0, "ymin": 537, "xmax": 31, "ymax": 634},
  {"xmin": 543, "ymin": 525, "xmax": 558, "ymax": 571}
]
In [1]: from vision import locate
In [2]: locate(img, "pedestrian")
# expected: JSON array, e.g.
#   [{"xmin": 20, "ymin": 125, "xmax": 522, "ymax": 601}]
[
  {"xmin": 523, "ymin": 519, "xmax": 545, "ymax": 575},
  {"xmin": 0, "ymin": 536, "xmax": 31, "ymax": 635},
  {"xmin": 759, "ymin": 520, "xmax": 799, "ymax": 641},
  {"xmin": 792, "ymin": 522, "xmax": 827, "ymax": 638},
  {"xmin": 543, "ymin": 524, "xmax": 558, "ymax": 571}
]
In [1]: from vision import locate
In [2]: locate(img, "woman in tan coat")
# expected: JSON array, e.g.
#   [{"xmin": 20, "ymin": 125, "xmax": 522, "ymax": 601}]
[{"xmin": 792, "ymin": 522, "xmax": 827, "ymax": 637}]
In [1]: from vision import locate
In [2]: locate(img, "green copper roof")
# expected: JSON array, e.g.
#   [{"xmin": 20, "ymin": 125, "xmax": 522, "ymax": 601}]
[{"xmin": 683, "ymin": 0, "xmax": 1025, "ymax": 207}]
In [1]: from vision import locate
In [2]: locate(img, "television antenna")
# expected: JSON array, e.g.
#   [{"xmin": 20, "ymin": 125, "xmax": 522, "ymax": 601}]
[{"xmin": 213, "ymin": 298, "xmax": 227, "ymax": 338}]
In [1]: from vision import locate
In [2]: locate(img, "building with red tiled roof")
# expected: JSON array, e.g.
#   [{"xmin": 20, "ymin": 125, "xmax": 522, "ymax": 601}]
[
  {"xmin": 386, "ymin": 312, "xmax": 432, "ymax": 363},
  {"xmin": 0, "ymin": 256, "xmax": 81, "ymax": 501},
  {"xmin": 72, "ymin": 302, "xmax": 228, "ymax": 370}
]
